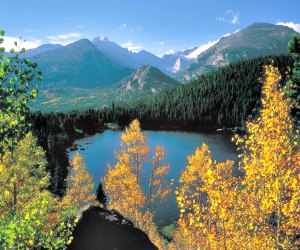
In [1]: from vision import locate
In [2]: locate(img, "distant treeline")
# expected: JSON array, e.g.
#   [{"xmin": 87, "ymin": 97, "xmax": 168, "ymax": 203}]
[{"xmin": 30, "ymin": 54, "xmax": 292, "ymax": 195}]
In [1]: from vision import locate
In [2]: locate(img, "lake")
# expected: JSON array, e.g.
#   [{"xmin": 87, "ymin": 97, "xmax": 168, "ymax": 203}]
[{"xmin": 68, "ymin": 130, "xmax": 238, "ymax": 227}]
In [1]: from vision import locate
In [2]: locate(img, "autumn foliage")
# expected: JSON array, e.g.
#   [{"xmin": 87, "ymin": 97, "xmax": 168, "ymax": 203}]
[
  {"xmin": 0, "ymin": 133, "xmax": 76, "ymax": 249},
  {"xmin": 172, "ymin": 144, "xmax": 237, "ymax": 249},
  {"xmin": 103, "ymin": 119, "xmax": 171, "ymax": 248},
  {"xmin": 172, "ymin": 65, "xmax": 300, "ymax": 250},
  {"xmin": 232, "ymin": 65, "xmax": 300, "ymax": 249},
  {"xmin": 59, "ymin": 152, "xmax": 95, "ymax": 214}
]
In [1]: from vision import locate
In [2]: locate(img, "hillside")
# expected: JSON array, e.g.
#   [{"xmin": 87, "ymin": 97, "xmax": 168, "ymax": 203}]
[
  {"xmin": 110, "ymin": 55, "xmax": 292, "ymax": 129},
  {"xmin": 178, "ymin": 23, "xmax": 298, "ymax": 82},
  {"xmin": 30, "ymin": 65, "xmax": 180, "ymax": 112},
  {"xmin": 116, "ymin": 65, "xmax": 181, "ymax": 100}
]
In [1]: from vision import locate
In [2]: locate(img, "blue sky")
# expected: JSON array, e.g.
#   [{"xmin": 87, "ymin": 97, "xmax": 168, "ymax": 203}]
[{"xmin": 1, "ymin": 0, "xmax": 300, "ymax": 56}]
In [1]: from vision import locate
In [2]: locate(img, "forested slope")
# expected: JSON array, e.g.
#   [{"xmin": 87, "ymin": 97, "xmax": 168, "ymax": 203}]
[{"xmin": 112, "ymin": 55, "xmax": 292, "ymax": 128}]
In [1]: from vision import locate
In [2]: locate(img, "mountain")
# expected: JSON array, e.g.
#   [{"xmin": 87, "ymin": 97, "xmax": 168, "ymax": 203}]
[
  {"xmin": 92, "ymin": 36, "xmax": 165, "ymax": 70},
  {"xmin": 116, "ymin": 65, "xmax": 181, "ymax": 100},
  {"xmin": 162, "ymin": 49, "xmax": 196, "ymax": 73},
  {"xmin": 92, "ymin": 36, "xmax": 193, "ymax": 75},
  {"xmin": 135, "ymin": 50, "xmax": 168, "ymax": 72},
  {"xmin": 35, "ymin": 38, "xmax": 133, "ymax": 89},
  {"xmin": 92, "ymin": 36, "xmax": 141, "ymax": 69},
  {"xmin": 30, "ymin": 65, "xmax": 180, "ymax": 112},
  {"xmin": 177, "ymin": 22, "xmax": 299, "ymax": 82}
]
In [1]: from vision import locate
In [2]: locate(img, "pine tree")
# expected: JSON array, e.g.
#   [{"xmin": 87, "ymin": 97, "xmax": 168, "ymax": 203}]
[
  {"xmin": 96, "ymin": 182, "xmax": 107, "ymax": 208},
  {"xmin": 285, "ymin": 35, "xmax": 300, "ymax": 125}
]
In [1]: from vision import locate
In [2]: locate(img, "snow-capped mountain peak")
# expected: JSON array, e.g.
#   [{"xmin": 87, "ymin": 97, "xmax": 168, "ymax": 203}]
[{"xmin": 98, "ymin": 35, "xmax": 109, "ymax": 43}]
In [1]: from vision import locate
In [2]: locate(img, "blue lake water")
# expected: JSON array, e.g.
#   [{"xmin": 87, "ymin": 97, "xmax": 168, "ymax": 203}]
[{"xmin": 68, "ymin": 130, "xmax": 238, "ymax": 227}]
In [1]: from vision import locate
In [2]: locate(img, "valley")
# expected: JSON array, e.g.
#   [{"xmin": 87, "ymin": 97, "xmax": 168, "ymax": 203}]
[
  {"xmin": 26, "ymin": 22, "xmax": 298, "ymax": 112},
  {"xmin": 1, "ymin": 2, "xmax": 300, "ymax": 247}
]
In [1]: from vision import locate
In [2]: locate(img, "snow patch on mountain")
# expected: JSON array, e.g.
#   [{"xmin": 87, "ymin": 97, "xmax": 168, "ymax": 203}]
[
  {"xmin": 172, "ymin": 58, "xmax": 181, "ymax": 72},
  {"xmin": 185, "ymin": 40, "xmax": 218, "ymax": 60}
]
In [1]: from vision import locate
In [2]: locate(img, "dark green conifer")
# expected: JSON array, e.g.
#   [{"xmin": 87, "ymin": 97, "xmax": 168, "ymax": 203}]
[{"xmin": 96, "ymin": 182, "xmax": 107, "ymax": 208}]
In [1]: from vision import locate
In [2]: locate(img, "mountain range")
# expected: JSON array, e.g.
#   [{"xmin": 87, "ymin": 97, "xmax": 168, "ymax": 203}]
[
  {"xmin": 31, "ymin": 65, "xmax": 179, "ymax": 112},
  {"xmin": 24, "ymin": 22, "xmax": 299, "ymax": 112},
  {"xmin": 177, "ymin": 22, "xmax": 298, "ymax": 82}
]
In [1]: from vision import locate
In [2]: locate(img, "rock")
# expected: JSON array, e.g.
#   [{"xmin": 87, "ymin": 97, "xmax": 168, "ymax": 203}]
[{"xmin": 68, "ymin": 206, "xmax": 158, "ymax": 250}]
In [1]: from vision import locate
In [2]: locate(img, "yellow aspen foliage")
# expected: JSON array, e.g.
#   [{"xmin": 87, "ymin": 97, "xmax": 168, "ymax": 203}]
[
  {"xmin": 60, "ymin": 151, "xmax": 95, "ymax": 214},
  {"xmin": 103, "ymin": 119, "xmax": 148, "ymax": 226},
  {"xmin": 173, "ymin": 143, "xmax": 237, "ymax": 250},
  {"xmin": 120, "ymin": 119, "xmax": 150, "ymax": 185},
  {"xmin": 103, "ymin": 119, "xmax": 170, "ymax": 249},
  {"xmin": 233, "ymin": 65, "xmax": 300, "ymax": 249},
  {"xmin": 0, "ymin": 132, "xmax": 49, "ymax": 218},
  {"xmin": 103, "ymin": 154, "xmax": 146, "ymax": 225},
  {"xmin": 0, "ymin": 132, "xmax": 75, "ymax": 249}
]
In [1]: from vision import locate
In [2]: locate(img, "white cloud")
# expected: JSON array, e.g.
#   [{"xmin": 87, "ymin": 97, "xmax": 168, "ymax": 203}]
[
  {"xmin": 46, "ymin": 32, "xmax": 82, "ymax": 46},
  {"xmin": 227, "ymin": 10, "xmax": 239, "ymax": 24},
  {"xmin": 47, "ymin": 32, "xmax": 82, "ymax": 40},
  {"xmin": 159, "ymin": 41, "xmax": 164, "ymax": 46},
  {"xmin": 164, "ymin": 49, "xmax": 175, "ymax": 55},
  {"xmin": 121, "ymin": 40, "xmax": 142, "ymax": 52},
  {"xmin": 216, "ymin": 10, "xmax": 239, "ymax": 25},
  {"xmin": 118, "ymin": 23, "xmax": 127, "ymax": 30},
  {"xmin": 276, "ymin": 22, "xmax": 300, "ymax": 33},
  {"xmin": 157, "ymin": 49, "xmax": 175, "ymax": 58},
  {"xmin": 186, "ymin": 40, "xmax": 218, "ymax": 60},
  {"xmin": 1, "ymin": 36, "xmax": 42, "ymax": 51},
  {"xmin": 48, "ymin": 40, "xmax": 77, "ymax": 46}
]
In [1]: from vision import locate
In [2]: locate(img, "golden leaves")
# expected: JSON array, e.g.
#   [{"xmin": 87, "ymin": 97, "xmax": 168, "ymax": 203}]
[
  {"xmin": 174, "ymin": 143, "xmax": 237, "ymax": 249},
  {"xmin": 172, "ymin": 65, "xmax": 300, "ymax": 250},
  {"xmin": 103, "ymin": 119, "xmax": 170, "ymax": 248},
  {"xmin": 232, "ymin": 65, "xmax": 300, "ymax": 249},
  {"xmin": 60, "ymin": 152, "xmax": 95, "ymax": 214},
  {"xmin": 0, "ymin": 133, "xmax": 76, "ymax": 248}
]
